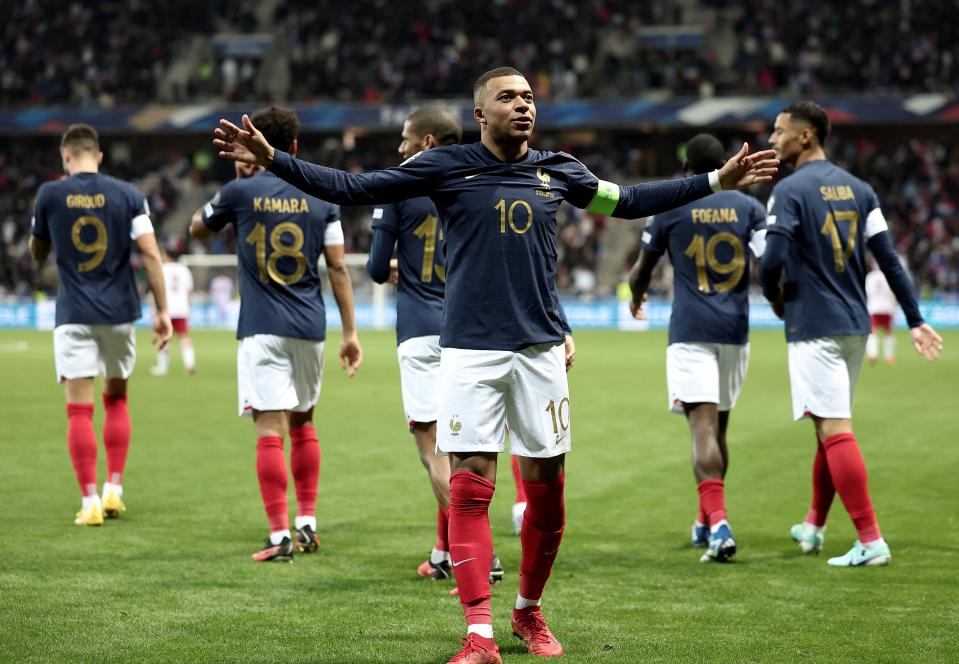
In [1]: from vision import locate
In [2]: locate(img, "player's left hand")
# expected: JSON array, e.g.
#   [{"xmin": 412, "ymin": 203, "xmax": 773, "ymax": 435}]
[
  {"xmin": 153, "ymin": 311, "xmax": 173, "ymax": 351},
  {"xmin": 214, "ymin": 115, "xmax": 275, "ymax": 167},
  {"xmin": 629, "ymin": 293, "xmax": 648, "ymax": 320},
  {"xmin": 340, "ymin": 333, "xmax": 363, "ymax": 377},
  {"xmin": 910, "ymin": 323, "xmax": 943, "ymax": 361},
  {"xmin": 564, "ymin": 334, "xmax": 576, "ymax": 371},
  {"xmin": 718, "ymin": 142, "xmax": 780, "ymax": 190}
]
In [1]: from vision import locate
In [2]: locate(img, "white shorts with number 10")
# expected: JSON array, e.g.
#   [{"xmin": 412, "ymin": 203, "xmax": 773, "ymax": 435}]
[{"xmin": 436, "ymin": 342, "xmax": 570, "ymax": 458}]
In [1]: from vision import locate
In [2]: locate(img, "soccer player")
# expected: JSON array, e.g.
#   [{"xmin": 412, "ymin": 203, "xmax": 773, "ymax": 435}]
[
  {"xmin": 151, "ymin": 248, "xmax": 196, "ymax": 375},
  {"xmin": 865, "ymin": 260, "xmax": 898, "ymax": 365},
  {"xmin": 760, "ymin": 101, "xmax": 942, "ymax": 567},
  {"xmin": 627, "ymin": 133, "xmax": 767, "ymax": 563},
  {"xmin": 190, "ymin": 105, "xmax": 363, "ymax": 562},
  {"xmin": 29, "ymin": 123, "xmax": 172, "ymax": 526},
  {"xmin": 213, "ymin": 67, "xmax": 777, "ymax": 662}
]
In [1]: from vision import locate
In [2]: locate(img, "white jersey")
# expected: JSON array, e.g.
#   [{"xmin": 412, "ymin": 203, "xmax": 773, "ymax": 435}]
[
  {"xmin": 162, "ymin": 262, "xmax": 194, "ymax": 318},
  {"xmin": 865, "ymin": 269, "xmax": 896, "ymax": 315}
]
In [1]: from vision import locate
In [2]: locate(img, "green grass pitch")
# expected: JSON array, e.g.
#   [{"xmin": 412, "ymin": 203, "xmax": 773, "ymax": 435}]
[{"xmin": 0, "ymin": 328, "xmax": 957, "ymax": 663}]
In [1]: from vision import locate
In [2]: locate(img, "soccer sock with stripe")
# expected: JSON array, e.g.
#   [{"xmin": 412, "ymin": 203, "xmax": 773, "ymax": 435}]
[
  {"xmin": 289, "ymin": 423, "xmax": 320, "ymax": 522},
  {"xmin": 256, "ymin": 436, "xmax": 289, "ymax": 534},
  {"xmin": 66, "ymin": 403, "xmax": 98, "ymax": 499},
  {"xmin": 448, "ymin": 471, "xmax": 495, "ymax": 632},
  {"xmin": 697, "ymin": 479, "xmax": 727, "ymax": 528},
  {"xmin": 102, "ymin": 394, "xmax": 130, "ymax": 488},
  {"xmin": 518, "ymin": 473, "xmax": 565, "ymax": 604},
  {"xmin": 822, "ymin": 433, "xmax": 882, "ymax": 544},
  {"xmin": 805, "ymin": 440, "xmax": 835, "ymax": 527}
]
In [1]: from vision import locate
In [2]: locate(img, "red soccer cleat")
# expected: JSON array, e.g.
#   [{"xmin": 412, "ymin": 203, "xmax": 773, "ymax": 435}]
[
  {"xmin": 447, "ymin": 634, "xmax": 501, "ymax": 664},
  {"xmin": 512, "ymin": 606, "xmax": 564, "ymax": 657}
]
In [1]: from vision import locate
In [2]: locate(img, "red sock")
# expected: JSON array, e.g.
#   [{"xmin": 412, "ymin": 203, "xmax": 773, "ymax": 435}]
[
  {"xmin": 66, "ymin": 404, "xmax": 98, "ymax": 496},
  {"xmin": 448, "ymin": 471, "xmax": 495, "ymax": 626},
  {"xmin": 805, "ymin": 441, "xmax": 835, "ymax": 527},
  {"xmin": 697, "ymin": 479, "xmax": 727, "ymax": 525},
  {"xmin": 102, "ymin": 394, "xmax": 131, "ymax": 485},
  {"xmin": 511, "ymin": 454, "xmax": 527, "ymax": 503},
  {"xmin": 436, "ymin": 505, "xmax": 450, "ymax": 552},
  {"xmin": 519, "ymin": 473, "xmax": 565, "ymax": 602},
  {"xmin": 695, "ymin": 505, "xmax": 708, "ymax": 526},
  {"xmin": 289, "ymin": 424, "xmax": 320, "ymax": 518},
  {"xmin": 256, "ymin": 436, "xmax": 288, "ymax": 532},
  {"xmin": 822, "ymin": 433, "xmax": 882, "ymax": 543}
]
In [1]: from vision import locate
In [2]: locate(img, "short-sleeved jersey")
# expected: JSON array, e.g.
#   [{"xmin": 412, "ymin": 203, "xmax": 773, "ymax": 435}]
[
  {"xmin": 766, "ymin": 160, "xmax": 888, "ymax": 341},
  {"xmin": 162, "ymin": 262, "xmax": 194, "ymax": 319},
  {"xmin": 642, "ymin": 190, "xmax": 767, "ymax": 345},
  {"xmin": 371, "ymin": 197, "xmax": 445, "ymax": 344},
  {"xmin": 31, "ymin": 172, "xmax": 152, "ymax": 327},
  {"xmin": 202, "ymin": 171, "xmax": 341, "ymax": 341},
  {"xmin": 271, "ymin": 142, "xmax": 712, "ymax": 351}
]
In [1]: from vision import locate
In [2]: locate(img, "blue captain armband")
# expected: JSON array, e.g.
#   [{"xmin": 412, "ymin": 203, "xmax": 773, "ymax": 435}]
[{"xmin": 586, "ymin": 180, "xmax": 620, "ymax": 215}]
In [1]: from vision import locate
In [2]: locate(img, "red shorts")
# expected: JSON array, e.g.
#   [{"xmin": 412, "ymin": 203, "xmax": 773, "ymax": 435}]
[
  {"xmin": 870, "ymin": 314, "xmax": 892, "ymax": 333},
  {"xmin": 171, "ymin": 318, "xmax": 189, "ymax": 335}
]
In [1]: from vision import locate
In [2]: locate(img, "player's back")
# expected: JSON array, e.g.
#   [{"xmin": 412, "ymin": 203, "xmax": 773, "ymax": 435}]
[
  {"xmin": 644, "ymin": 189, "xmax": 765, "ymax": 345},
  {"xmin": 373, "ymin": 197, "xmax": 445, "ymax": 344},
  {"xmin": 204, "ymin": 171, "xmax": 339, "ymax": 341},
  {"xmin": 32, "ymin": 173, "xmax": 149, "ymax": 327},
  {"xmin": 767, "ymin": 160, "xmax": 883, "ymax": 340}
]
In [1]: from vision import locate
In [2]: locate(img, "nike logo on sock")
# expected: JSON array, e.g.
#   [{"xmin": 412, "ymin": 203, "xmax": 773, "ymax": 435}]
[{"xmin": 452, "ymin": 557, "xmax": 477, "ymax": 567}]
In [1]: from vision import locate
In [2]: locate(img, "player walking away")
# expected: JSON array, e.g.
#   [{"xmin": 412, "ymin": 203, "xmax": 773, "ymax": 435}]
[
  {"xmin": 213, "ymin": 67, "xmax": 777, "ymax": 662},
  {"xmin": 29, "ymin": 123, "xmax": 173, "ymax": 526},
  {"xmin": 760, "ymin": 101, "xmax": 942, "ymax": 567},
  {"xmin": 865, "ymin": 260, "xmax": 898, "ymax": 365},
  {"xmin": 190, "ymin": 105, "xmax": 363, "ymax": 562},
  {"xmin": 151, "ymin": 248, "xmax": 196, "ymax": 375},
  {"xmin": 628, "ymin": 133, "xmax": 767, "ymax": 563}
]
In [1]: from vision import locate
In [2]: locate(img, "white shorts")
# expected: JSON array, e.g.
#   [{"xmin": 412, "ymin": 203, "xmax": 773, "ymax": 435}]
[
  {"xmin": 237, "ymin": 335, "xmax": 324, "ymax": 416},
  {"xmin": 787, "ymin": 336, "xmax": 866, "ymax": 421},
  {"xmin": 53, "ymin": 323, "xmax": 136, "ymax": 382},
  {"xmin": 666, "ymin": 342, "xmax": 750, "ymax": 414},
  {"xmin": 436, "ymin": 342, "xmax": 570, "ymax": 459},
  {"xmin": 397, "ymin": 335, "xmax": 441, "ymax": 424}
]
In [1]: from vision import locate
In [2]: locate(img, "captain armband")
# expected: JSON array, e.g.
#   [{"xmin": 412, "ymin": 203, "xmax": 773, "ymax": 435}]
[{"xmin": 586, "ymin": 180, "xmax": 620, "ymax": 216}]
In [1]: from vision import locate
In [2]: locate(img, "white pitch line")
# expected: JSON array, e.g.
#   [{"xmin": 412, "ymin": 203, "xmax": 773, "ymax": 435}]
[{"xmin": 0, "ymin": 341, "xmax": 29, "ymax": 352}]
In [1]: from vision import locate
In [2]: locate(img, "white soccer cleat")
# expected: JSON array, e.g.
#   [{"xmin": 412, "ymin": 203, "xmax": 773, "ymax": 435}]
[
  {"xmin": 827, "ymin": 540, "xmax": 891, "ymax": 567},
  {"xmin": 790, "ymin": 523, "xmax": 825, "ymax": 554}
]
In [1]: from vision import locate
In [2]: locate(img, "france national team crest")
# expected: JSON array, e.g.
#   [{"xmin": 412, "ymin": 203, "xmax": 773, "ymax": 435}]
[{"xmin": 449, "ymin": 416, "xmax": 462, "ymax": 437}]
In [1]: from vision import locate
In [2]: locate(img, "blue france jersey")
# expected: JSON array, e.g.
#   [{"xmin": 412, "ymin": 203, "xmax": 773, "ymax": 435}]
[
  {"xmin": 31, "ymin": 173, "xmax": 150, "ymax": 327},
  {"xmin": 370, "ymin": 197, "xmax": 445, "ymax": 344},
  {"xmin": 269, "ymin": 141, "xmax": 713, "ymax": 351},
  {"xmin": 766, "ymin": 160, "xmax": 886, "ymax": 341},
  {"xmin": 642, "ymin": 190, "xmax": 766, "ymax": 345},
  {"xmin": 202, "ymin": 171, "xmax": 340, "ymax": 341}
]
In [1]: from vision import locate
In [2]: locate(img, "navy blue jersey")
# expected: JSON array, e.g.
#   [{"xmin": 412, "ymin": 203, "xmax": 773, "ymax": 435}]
[
  {"xmin": 270, "ymin": 142, "xmax": 713, "ymax": 351},
  {"xmin": 369, "ymin": 197, "xmax": 445, "ymax": 345},
  {"xmin": 31, "ymin": 172, "xmax": 150, "ymax": 327},
  {"xmin": 766, "ymin": 160, "xmax": 888, "ymax": 341},
  {"xmin": 202, "ymin": 171, "xmax": 340, "ymax": 341},
  {"xmin": 643, "ymin": 190, "xmax": 766, "ymax": 345}
]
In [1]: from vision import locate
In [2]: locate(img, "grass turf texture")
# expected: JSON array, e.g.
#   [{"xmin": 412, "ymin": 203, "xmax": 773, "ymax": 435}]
[{"xmin": 0, "ymin": 328, "xmax": 957, "ymax": 663}]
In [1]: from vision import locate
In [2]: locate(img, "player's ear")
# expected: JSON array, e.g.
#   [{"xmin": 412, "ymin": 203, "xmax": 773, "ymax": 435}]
[
  {"xmin": 422, "ymin": 134, "xmax": 437, "ymax": 150},
  {"xmin": 474, "ymin": 106, "xmax": 486, "ymax": 126},
  {"xmin": 97, "ymin": 151, "xmax": 104, "ymax": 166}
]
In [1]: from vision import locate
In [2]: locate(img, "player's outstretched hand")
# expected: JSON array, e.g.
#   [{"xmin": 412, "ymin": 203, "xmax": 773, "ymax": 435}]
[
  {"xmin": 629, "ymin": 293, "xmax": 648, "ymax": 320},
  {"xmin": 718, "ymin": 143, "xmax": 780, "ymax": 190},
  {"xmin": 911, "ymin": 323, "xmax": 943, "ymax": 361},
  {"xmin": 153, "ymin": 311, "xmax": 173, "ymax": 351},
  {"xmin": 340, "ymin": 333, "xmax": 363, "ymax": 377},
  {"xmin": 214, "ymin": 115, "xmax": 275, "ymax": 167},
  {"xmin": 564, "ymin": 334, "xmax": 576, "ymax": 371},
  {"xmin": 388, "ymin": 258, "xmax": 399, "ymax": 286}
]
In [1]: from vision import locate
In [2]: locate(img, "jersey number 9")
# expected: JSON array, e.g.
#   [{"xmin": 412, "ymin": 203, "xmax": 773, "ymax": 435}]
[
  {"xmin": 246, "ymin": 221, "xmax": 307, "ymax": 286},
  {"xmin": 684, "ymin": 232, "xmax": 745, "ymax": 293},
  {"xmin": 71, "ymin": 216, "xmax": 108, "ymax": 272}
]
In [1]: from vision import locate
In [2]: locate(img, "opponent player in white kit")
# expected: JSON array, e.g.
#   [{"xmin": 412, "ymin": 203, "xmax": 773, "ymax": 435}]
[
  {"xmin": 865, "ymin": 262, "xmax": 898, "ymax": 365},
  {"xmin": 152, "ymin": 248, "xmax": 196, "ymax": 375}
]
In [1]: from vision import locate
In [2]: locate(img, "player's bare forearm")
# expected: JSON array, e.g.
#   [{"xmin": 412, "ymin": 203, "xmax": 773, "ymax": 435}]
[
  {"xmin": 137, "ymin": 234, "xmax": 169, "ymax": 312},
  {"xmin": 189, "ymin": 208, "xmax": 214, "ymax": 240},
  {"xmin": 28, "ymin": 236, "xmax": 51, "ymax": 263},
  {"xmin": 328, "ymin": 263, "xmax": 358, "ymax": 335},
  {"xmin": 628, "ymin": 249, "xmax": 657, "ymax": 308}
]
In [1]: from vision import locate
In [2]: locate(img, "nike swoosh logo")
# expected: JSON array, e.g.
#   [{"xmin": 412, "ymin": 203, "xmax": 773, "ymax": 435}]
[
  {"xmin": 544, "ymin": 549, "xmax": 559, "ymax": 557},
  {"xmin": 464, "ymin": 174, "xmax": 480, "ymax": 179},
  {"xmin": 451, "ymin": 557, "xmax": 477, "ymax": 567}
]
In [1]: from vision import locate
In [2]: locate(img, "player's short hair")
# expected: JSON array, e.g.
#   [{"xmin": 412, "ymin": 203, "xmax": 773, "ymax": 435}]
[
  {"xmin": 60, "ymin": 124, "xmax": 100, "ymax": 154},
  {"xmin": 407, "ymin": 106, "xmax": 463, "ymax": 147},
  {"xmin": 684, "ymin": 133, "xmax": 725, "ymax": 174},
  {"xmin": 473, "ymin": 67, "xmax": 526, "ymax": 105},
  {"xmin": 783, "ymin": 101, "xmax": 830, "ymax": 144},
  {"xmin": 251, "ymin": 105, "xmax": 300, "ymax": 152}
]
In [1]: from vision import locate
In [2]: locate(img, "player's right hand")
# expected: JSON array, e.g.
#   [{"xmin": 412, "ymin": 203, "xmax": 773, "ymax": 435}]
[
  {"xmin": 340, "ymin": 333, "xmax": 363, "ymax": 377},
  {"xmin": 911, "ymin": 323, "xmax": 943, "ymax": 361},
  {"xmin": 629, "ymin": 293, "xmax": 648, "ymax": 320},
  {"xmin": 214, "ymin": 115, "xmax": 275, "ymax": 168},
  {"xmin": 388, "ymin": 259, "xmax": 399, "ymax": 285},
  {"xmin": 153, "ymin": 311, "xmax": 173, "ymax": 351}
]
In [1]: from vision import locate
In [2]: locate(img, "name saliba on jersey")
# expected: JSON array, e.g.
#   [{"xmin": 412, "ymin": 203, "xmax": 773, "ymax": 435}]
[
  {"xmin": 820, "ymin": 185, "xmax": 855, "ymax": 201},
  {"xmin": 253, "ymin": 196, "xmax": 311, "ymax": 213}
]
